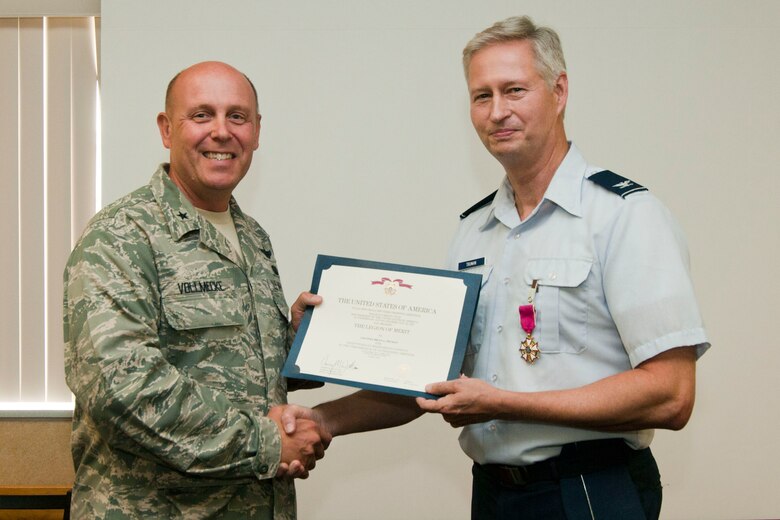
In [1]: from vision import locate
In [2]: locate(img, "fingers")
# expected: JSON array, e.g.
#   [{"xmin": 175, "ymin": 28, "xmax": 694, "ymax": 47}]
[
  {"xmin": 280, "ymin": 405, "xmax": 304, "ymax": 434},
  {"xmin": 279, "ymin": 404, "xmax": 321, "ymax": 434},
  {"xmin": 313, "ymin": 438, "xmax": 326, "ymax": 460},
  {"xmin": 415, "ymin": 396, "xmax": 442, "ymax": 413},
  {"xmin": 287, "ymin": 460, "xmax": 310, "ymax": 479},
  {"xmin": 416, "ymin": 378, "xmax": 461, "ymax": 412},
  {"xmin": 282, "ymin": 404, "xmax": 333, "ymax": 447},
  {"xmin": 291, "ymin": 292, "xmax": 323, "ymax": 331},
  {"xmin": 424, "ymin": 379, "xmax": 459, "ymax": 396},
  {"xmin": 276, "ymin": 460, "xmax": 310, "ymax": 480},
  {"xmin": 294, "ymin": 291, "xmax": 322, "ymax": 308},
  {"xmin": 297, "ymin": 418, "xmax": 326, "ymax": 461}
]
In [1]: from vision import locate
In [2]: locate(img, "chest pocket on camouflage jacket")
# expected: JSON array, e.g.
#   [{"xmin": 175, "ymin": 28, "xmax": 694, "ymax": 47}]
[{"xmin": 161, "ymin": 281, "xmax": 254, "ymax": 401}]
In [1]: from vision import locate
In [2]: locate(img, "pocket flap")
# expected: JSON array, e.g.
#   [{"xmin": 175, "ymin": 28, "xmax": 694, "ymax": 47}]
[
  {"xmin": 163, "ymin": 291, "xmax": 246, "ymax": 330},
  {"xmin": 524, "ymin": 258, "xmax": 592, "ymax": 287}
]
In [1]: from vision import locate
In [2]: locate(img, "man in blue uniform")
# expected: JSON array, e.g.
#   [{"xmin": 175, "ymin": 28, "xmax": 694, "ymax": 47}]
[
  {"xmin": 416, "ymin": 15, "xmax": 710, "ymax": 518},
  {"xmin": 284, "ymin": 15, "xmax": 709, "ymax": 519}
]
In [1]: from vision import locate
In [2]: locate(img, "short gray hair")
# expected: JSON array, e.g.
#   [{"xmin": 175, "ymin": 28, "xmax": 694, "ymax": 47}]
[{"xmin": 462, "ymin": 16, "xmax": 566, "ymax": 89}]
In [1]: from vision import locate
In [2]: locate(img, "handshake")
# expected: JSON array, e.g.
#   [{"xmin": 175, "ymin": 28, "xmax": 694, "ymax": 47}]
[
  {"xmin": 268, "ymin": 403, "xmax": 330, "ymax": 479},
  {"xmin": 263, "ymin": 292, "xmax": 502, "ymax": 479},
  {"xmin": 265, "ymin": 372, "xmax": 499, "ymax": 480}
]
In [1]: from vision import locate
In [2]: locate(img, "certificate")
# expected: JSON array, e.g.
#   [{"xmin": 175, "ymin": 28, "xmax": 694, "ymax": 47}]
[{"xmin": 282, "ymin": 255, "xmax": 481, "ymax": 398}]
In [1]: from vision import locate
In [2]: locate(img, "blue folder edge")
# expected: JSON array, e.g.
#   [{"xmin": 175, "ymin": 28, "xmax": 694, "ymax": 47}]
[{"xmin": 282, "ymin": 254, "xmax": 482, "ymax": 399}]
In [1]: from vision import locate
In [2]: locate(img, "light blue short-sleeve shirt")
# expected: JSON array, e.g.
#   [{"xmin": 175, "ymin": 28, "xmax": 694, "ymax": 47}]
[{"xmin": 448, "ymin": 144, "xmax": 709, "ymax": 466}]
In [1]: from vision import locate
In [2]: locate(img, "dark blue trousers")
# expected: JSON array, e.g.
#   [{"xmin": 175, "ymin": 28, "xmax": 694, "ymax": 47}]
[{"xmin": 471, "ymin": 446, "xmax": 662, "ymax": 520}]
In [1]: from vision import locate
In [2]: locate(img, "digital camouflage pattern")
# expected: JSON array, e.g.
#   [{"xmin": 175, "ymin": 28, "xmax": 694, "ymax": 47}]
[{"xmin": 63, "ymin": 165, "xmax": 297, "ymax": 519}]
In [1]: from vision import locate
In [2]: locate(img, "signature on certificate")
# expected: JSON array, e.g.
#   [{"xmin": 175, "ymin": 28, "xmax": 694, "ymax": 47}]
[{"xmin": 320, "ymin": 354, "xmax": 358, "ymax": 374}]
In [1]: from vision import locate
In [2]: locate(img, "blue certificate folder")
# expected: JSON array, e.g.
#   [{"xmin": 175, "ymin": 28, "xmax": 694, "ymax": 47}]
[{"xmin": 282, "ymin": 255, "xmax": 482, "ymax": 399}]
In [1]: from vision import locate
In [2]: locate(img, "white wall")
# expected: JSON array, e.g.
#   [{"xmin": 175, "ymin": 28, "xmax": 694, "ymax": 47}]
[{"xmin": 101, "ymin": 1, "xmax": 780, "ymax": 518}]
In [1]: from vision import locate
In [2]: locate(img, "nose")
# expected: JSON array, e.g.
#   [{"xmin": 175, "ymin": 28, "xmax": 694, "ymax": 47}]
[
  {"xmin": 489, "ymin": 96, "xmax": 510, "ymax": 122},
  {"xmin": 210, "ymin": 116, "xmax": 231, "ymax": 141}
]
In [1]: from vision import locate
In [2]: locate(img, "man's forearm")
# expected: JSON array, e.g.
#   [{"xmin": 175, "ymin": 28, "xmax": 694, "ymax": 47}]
[
  {"xmin": 316, "ymin": 390, "xmax": 423, "ymax": 437},
  {"xmin": 419, "ymin": 346, "xmax": 698, "ymax": 432}
]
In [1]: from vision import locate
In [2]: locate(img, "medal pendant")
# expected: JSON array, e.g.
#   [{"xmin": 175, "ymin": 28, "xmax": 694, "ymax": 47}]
[
  {"xmin": 519, "ymin": 281, "xmax": 540, "ymax": 364},
  {"xmin": 520, "ymin": 334, "xmax": 540, "ymax": 364}
]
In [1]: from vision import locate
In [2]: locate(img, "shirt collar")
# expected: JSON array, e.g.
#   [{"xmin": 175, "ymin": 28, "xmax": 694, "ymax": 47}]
[
  {"xmin": 149, "ymin": 164, "xmax": 199, "ymax": 240},
  {"xmin": 542, "ymin": 142, "xmax": 586, "ymax": 218},
  {"xmin": 479, "ymin": 142, "xmax": 587, "ymax": 230}
]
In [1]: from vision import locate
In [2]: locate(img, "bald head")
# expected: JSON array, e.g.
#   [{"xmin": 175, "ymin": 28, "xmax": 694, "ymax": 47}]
[
  {"xmin": 164, "ymin": 61, "xmax": 259, "ymax": 114},
  {"xmin": 156, "ymin": 60, "xmax": 262, "ymax": 211}
]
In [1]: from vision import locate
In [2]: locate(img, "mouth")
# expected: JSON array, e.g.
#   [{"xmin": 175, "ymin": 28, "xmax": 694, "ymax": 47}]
[
  {"xmin": 490, "ymin": 128, "xmax": 517, "ymax": 139},
  {"xmin": 202, "ymin": 152, "xmax": 235, "ymax": 160}
]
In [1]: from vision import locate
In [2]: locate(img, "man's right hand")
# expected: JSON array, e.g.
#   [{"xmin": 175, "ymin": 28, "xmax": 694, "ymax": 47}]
[
  {"xmin": 268, "ymin": 405, "xmax": 327, "ymax": 478},
  {"xmin": 279, "ymin": 404, "xmax": 332, "ymax": 443}
]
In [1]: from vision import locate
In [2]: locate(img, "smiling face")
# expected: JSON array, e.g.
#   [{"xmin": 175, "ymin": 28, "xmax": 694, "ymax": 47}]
[
  {"xmin": 157, "ymin": 61, "xmax": 260, "ymax": 211},
  {"xmin": 467, "ymin": 40, "xmax": 567, "ymax": 171}
]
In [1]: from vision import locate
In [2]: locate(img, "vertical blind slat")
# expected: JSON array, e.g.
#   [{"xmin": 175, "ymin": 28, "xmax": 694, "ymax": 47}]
[
  {"xmin": 0, "ymin": 19, "xmax": 21, "ymax": 401},
  {"xmin": 71, "ymin": 17, "xmax": 98, "ymax": 241},
  {"xmin": 46, "ymin": 18, "xmax": 76, "ymax": 402},
  {"xmin": 18, "ymin": 17, "xmax": 46, "ymax": 402}
]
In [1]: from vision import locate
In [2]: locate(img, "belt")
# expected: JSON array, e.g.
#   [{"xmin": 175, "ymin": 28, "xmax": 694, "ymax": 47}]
[{"xmin": 476, "ymin": 439, "xmax": 643, "ymax": 488}]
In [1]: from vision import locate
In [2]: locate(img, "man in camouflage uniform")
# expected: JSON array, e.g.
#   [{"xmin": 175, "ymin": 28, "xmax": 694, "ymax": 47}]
[{"xmin": 63, "ymin": 61, "xmax": 325, "ymax": 519}]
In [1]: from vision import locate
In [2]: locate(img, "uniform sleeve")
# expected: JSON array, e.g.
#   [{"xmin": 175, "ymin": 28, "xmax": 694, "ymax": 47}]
[
  {"xmin": 599, "ymin": 195, "xmax": 710, "ymax": 367},
  {"xmin": 63, "ymin": 217, "xmax": 281, "ymax": 481}
]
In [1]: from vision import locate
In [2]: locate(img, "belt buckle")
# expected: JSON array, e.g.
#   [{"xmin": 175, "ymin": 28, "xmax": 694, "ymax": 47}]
[{"xmin": 500, "ymin": 465, "xmax": 530, "ymax": 487}]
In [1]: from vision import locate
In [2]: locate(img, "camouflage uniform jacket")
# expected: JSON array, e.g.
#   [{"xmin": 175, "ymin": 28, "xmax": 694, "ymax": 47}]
[{"xmin": 63, "ymin": 164, "xmax": 296, "ymax": 519}]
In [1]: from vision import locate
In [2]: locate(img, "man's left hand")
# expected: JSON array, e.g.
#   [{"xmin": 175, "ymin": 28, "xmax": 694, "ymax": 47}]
[{"xmin": 416, "ymin": 375, "xmax": 501, "ymax": 428}]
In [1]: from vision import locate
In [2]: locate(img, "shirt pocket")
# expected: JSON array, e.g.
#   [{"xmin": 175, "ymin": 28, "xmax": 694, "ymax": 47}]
[
  {"xmin": 161, "ymin": 288, "xmax": 252, "ymax": 400},
  {"xmin": 524, "ymin": 258, "xmax": 592, "ymax": 354},
  {"xmin": 163, "ymin": 288, "xmax": 247, "ymax": 331},
  {"xmin": 161, "ymin": 286, "xmax": 251, "ymax": 363}
]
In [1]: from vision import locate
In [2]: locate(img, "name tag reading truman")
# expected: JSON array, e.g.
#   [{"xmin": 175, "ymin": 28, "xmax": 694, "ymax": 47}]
[{"xmin": 282, "ymin": 255, "xmax": 481, "ymax": 398}]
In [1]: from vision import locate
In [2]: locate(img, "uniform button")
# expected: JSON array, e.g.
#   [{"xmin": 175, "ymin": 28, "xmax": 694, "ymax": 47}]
[
  {"xmin": 503, "ymin": 278, "xmax": 510, "ymax": 285},
  {"xmin": 549, "ymin": 273, "xmax": 557, "ymax": 280},
  {"xmin": 497, "ymin": 325, "xmax": 503, "ymax": 333},
  {"xmin": 491, "ymin": 374, "xmax": 498, "ymax": 382},
  {"xmin": 515, "ymin": 233, "xmax": 521, "ymax": 239},
  {"xmin": 489, "ymin": 424, "xmax": 497, "ymax": 432},
  {"xmin": 259, "ymin": 464, "xmax": 269, "ymax": 474}
]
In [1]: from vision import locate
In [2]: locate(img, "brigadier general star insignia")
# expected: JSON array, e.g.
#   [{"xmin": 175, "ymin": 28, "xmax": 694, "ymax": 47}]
[{"xmin": 178, "ymin": 211, "xmax": 188, "ymax": 220}]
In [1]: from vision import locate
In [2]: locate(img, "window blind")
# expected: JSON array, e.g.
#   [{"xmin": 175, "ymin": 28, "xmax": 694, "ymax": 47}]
[{"xmin": 0, "ymin": 16, "xmax": 99, "ymax": 412}]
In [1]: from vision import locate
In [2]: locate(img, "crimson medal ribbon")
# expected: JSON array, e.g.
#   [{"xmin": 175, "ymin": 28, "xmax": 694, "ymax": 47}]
[{"xmin": 518, "ymin": 280, "xmax": 540, "ymax": 364}]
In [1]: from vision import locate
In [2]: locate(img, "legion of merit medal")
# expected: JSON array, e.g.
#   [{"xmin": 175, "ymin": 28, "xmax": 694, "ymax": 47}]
[{"xmin": 518, "ymin": 280, "xmax": 540, "ymax": 364}]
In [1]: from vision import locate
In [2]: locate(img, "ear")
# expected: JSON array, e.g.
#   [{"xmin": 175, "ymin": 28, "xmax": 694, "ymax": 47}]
[
  {"xmin": 252, "ymin": 114, "xmax": 261, "ymax": 150},
  {"xmin": 157, "ymin": 112, "xmax": 173, "ymax": 149},
  {"xmin": 553, "ymin": 72, "xmax": 569, "ymax": 116}
]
